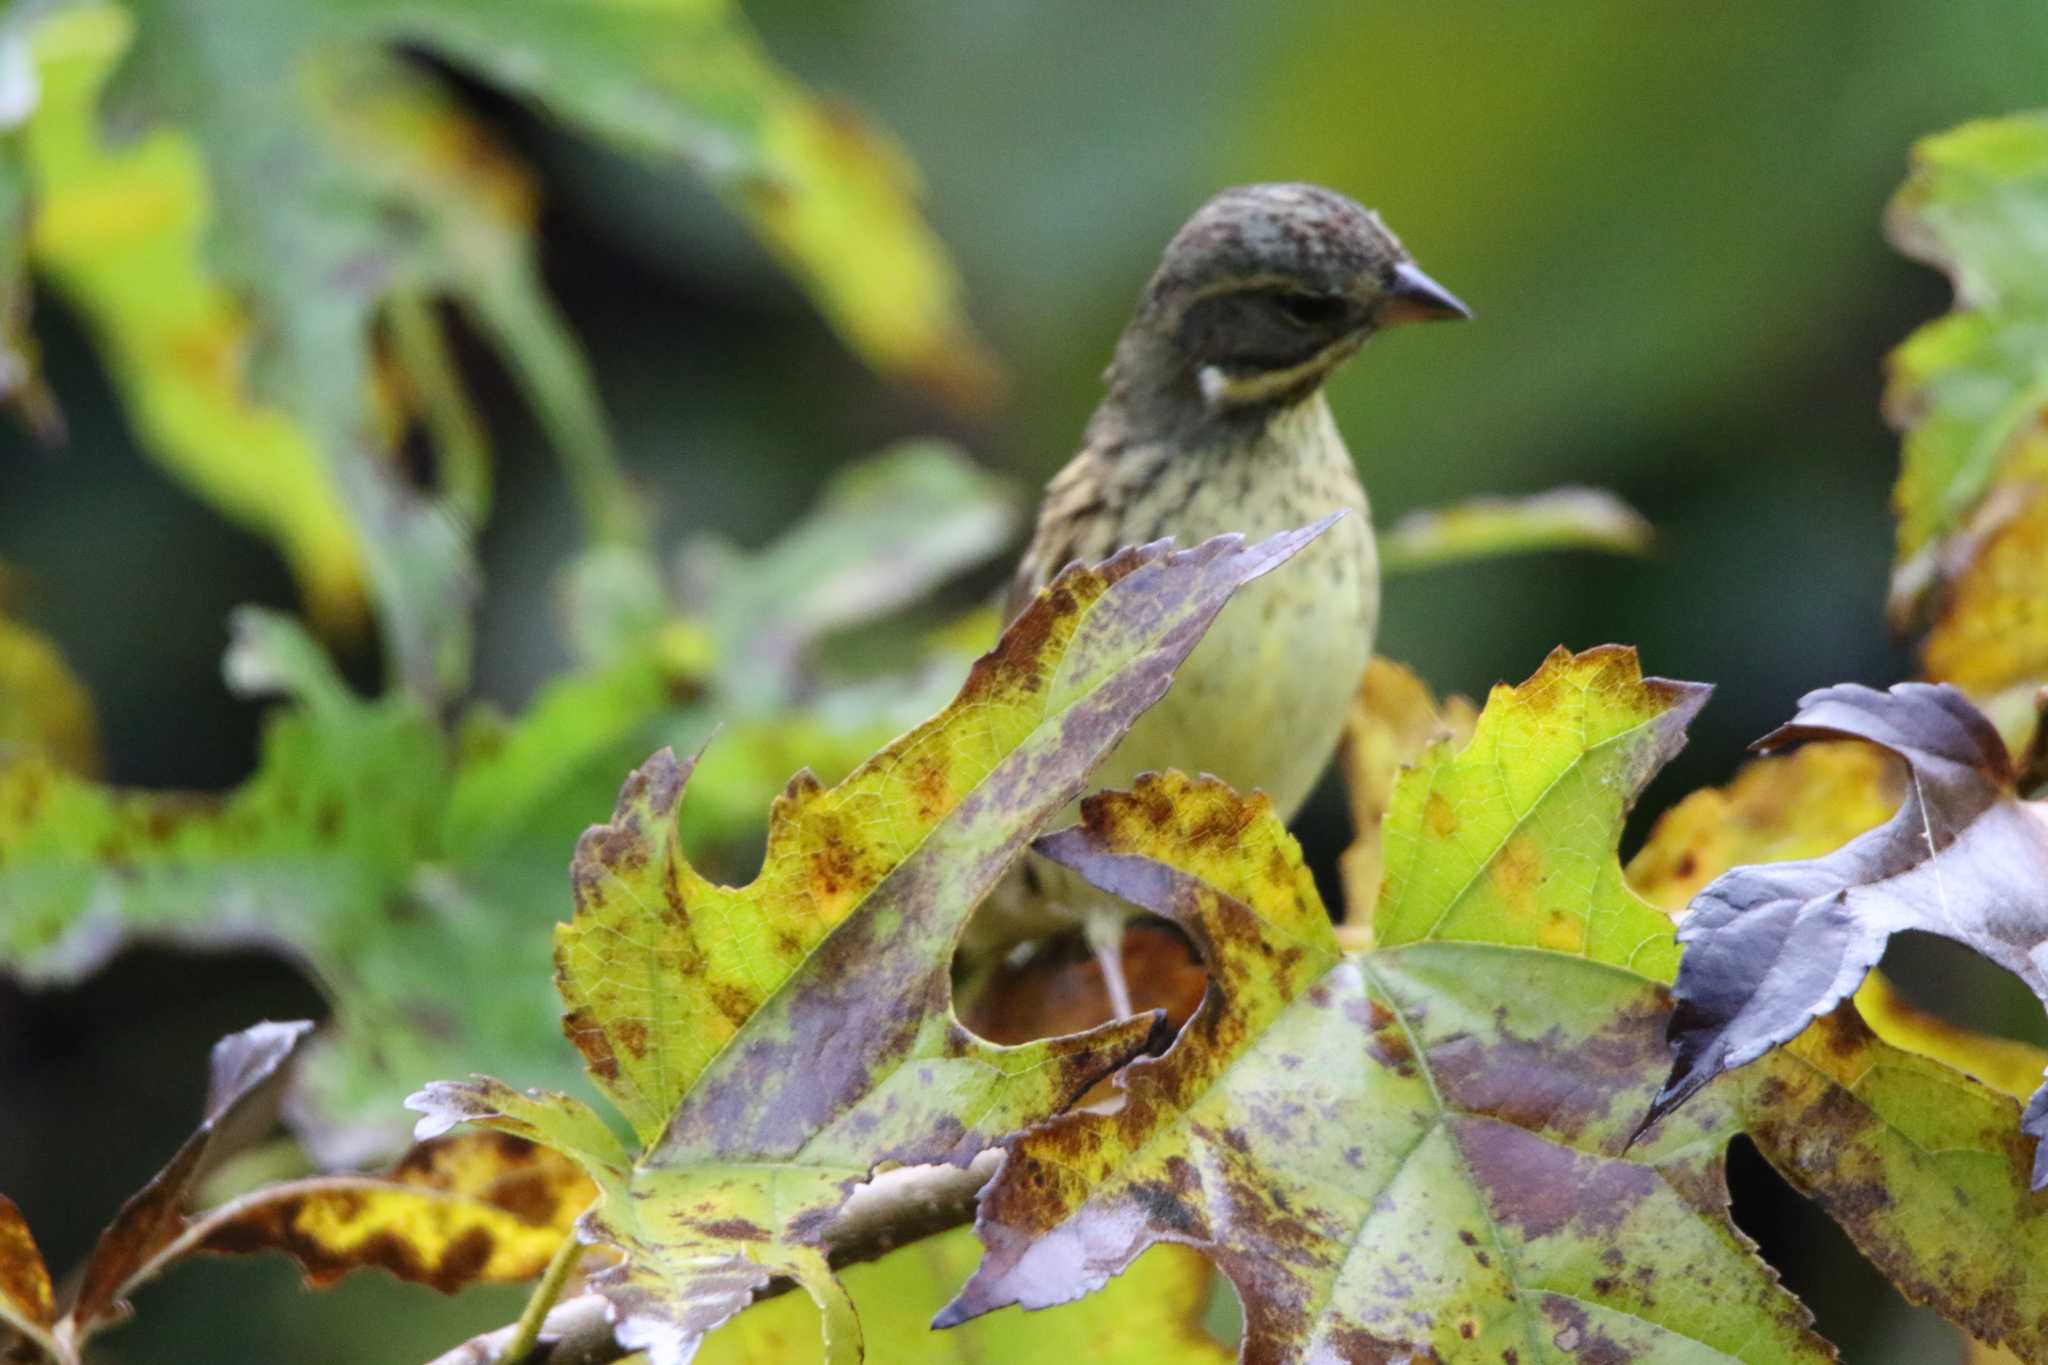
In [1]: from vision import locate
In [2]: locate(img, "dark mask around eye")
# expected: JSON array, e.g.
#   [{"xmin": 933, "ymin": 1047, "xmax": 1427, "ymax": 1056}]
[{"xmin": 1176, "ymin": 287, "xmax": 1355, "ymax": 376}]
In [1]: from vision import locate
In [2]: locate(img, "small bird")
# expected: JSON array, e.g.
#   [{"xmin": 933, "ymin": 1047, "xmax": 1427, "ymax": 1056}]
[{"xmin": 977, "ymin": 183, "xmax": 1469, "ymax": 1011}]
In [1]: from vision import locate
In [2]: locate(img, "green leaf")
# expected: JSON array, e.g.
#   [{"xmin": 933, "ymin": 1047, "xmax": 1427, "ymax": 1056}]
[
  {"xmin": 415, "ymin": 523, "xmax": 1332, "ymax": 1364},
  {"xmin": 693, "ymin": 1228, "xmax": 1231, "ymax": 1365},
  {"xmin": 1378, "ymin": 487, "xmax": 1653, "ymax": 575},
  {"xmin": 944, "ymin": 738, "xmax": 1829, "ymax": 1362},
  {"xmin": 1374, "ymin": 644, "xmax": 1705, "ymax": 978},
  {"xmin": 1884, "ymin": 112, "xmax": 2048, "ymax": 710}
]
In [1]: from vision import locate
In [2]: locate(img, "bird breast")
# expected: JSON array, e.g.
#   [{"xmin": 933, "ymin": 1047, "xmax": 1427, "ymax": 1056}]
[{"xmin": 1088, "ymin": 392, "xmax": 1378, "ymax": 821}]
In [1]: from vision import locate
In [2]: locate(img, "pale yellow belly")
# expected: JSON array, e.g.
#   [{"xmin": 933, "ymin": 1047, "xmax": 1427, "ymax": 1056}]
[{"xmin": 1087, "ymin": 496, "xmax": 1376, "ymax": 819}]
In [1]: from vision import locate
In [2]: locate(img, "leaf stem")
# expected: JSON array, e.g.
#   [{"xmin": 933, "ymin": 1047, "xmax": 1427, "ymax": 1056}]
[{"xmin": 501, "ymin": 1228, "xmax": 585, "ymax": 1364}]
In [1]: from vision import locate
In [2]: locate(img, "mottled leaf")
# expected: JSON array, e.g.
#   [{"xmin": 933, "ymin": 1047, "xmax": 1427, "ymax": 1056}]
[
  {"xmin": 1628, "ymin": 741, "xmax": 1903, "ymax": 915},
  {"xmin": 1334, "ymin": 657, "xmax": 1474, "ymax": 941},
  {"xmin": 1883, "ymin": 112, "xmax": 2048, "ymax": 710},
  {"xmin": 695, "ymin": 1228, "xmax": 1229, "ymax": 1365},
  {"xmin": 0, "ymin": 450, "xmax": 1001, "ymax": 1156},
  {"xmin": 1375, "ymin": 644, "xmax": 1706, "ymax": 977},
  {"xmin": 1646, "ymin": 681, "xmax": 2048, "ymax": 1185},
  {"xmin": 186, "ymin": 1131, "xmax": 595, "ymax": 1295},
  {"xmin": 1747, "ymin": 1006, "xmax": 2048, "ymax": 1358},
  {"xmin": 1377, "ymin": 486, "xmax": 1652, "ymax": 575},
  {"xmin": 944, "ymin": 761, "xmax": 1828, "ymax": 1362},
  {"xmin": 419, "ymin": 523, "xmax": 1331, "ymax": 1365}
]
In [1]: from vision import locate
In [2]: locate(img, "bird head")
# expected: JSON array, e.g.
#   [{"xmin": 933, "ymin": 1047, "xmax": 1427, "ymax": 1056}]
[{"xmin": 1118, "ymin": 183, "xmax": 1468, "ymax": 414}]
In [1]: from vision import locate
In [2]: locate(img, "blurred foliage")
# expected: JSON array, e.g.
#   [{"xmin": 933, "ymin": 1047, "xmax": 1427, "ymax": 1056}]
[
  {"xmin": 8, "ymin": 0, "xmax": 995, "ymax": 696},
  {"xmin": 0, "ymin": 444, "xmax": 1009, "ymax": 1163},
  {"xmin": 1885, "ymin": 113, "xmax": 2048, "ymax": 735}
]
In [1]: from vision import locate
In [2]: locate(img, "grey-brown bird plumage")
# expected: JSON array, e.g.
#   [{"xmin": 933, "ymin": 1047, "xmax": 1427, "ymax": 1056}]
[{"xmin": 980, "ymin": 184, "xmax": 1468, "ymax": 1003}]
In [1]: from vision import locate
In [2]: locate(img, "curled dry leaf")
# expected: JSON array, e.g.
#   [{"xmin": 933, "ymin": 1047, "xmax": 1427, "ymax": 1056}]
[
  {"xmin": 411, "ymin": 524, "xmax": 1332, "ymax": 1365},
  {"xmin": 1644, "ymin": 681, "xmax": 2048, "ymax": 1186},
  {"xmin": 945, "ymin": 650, "xmax": 1831, "ymax": 1364}
]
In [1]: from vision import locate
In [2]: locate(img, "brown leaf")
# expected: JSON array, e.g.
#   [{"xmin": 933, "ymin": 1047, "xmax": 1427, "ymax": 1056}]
[{"xmin": 67, "ymin": 1020, "xmax": 312, "ymax": 1336}]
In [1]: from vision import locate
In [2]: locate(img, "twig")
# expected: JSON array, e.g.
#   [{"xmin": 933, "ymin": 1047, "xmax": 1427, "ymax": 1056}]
[{"xmin": 420, "ymin": 1151, "xmax": 1001, "ymax": 1365}]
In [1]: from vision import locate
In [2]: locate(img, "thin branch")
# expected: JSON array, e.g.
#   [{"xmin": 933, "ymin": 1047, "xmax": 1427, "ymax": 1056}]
[{"xmin": 420, "ymin": 1151, "xmax": 1001, "ymax": 1365}]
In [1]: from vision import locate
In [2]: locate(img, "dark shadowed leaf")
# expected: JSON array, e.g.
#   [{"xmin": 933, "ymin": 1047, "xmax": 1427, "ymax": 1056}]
[
  {"xmin": 1644, "ymin": 681, "xmax": 2048, "ymax": 1186},
  {"xmin": 412, "ymin": 524, "xmax": 1331, "ymax": 1365},
  {"xmin": 944, "ymin": 651, "xmax": 1830, "ymax": 1364}
]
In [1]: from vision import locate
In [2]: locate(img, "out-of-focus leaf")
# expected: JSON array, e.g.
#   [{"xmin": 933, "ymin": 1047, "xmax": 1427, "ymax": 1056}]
[
  {"xmin": 0, "ymin": 1029, "xmax": 597, "ymax": 1361},
  {"xmin": 943, "ymin": 738, "xmax": 1830, "ymax": 1361},
  {"xmin": 694, "ymin": 1228, "xmax": 1229, "ymax": 1365},
  {"xmin": 14, "ymin": 0, "xmax": 993, "ymax": 682},
  {"xmin": 0, "ymin": 24, "xmax": 60, "ymax": 444},
  {"xmin": 186, "ymin": 1131, "xmax": 594, "ymax": 1294},
  {"xmin": 413, "ymin": 524, "xmax": 1330, "ymax": 1365},
  {"xmin": 0, "ymin": 600, "xmax": 99, "ymax": 775},
  {"xmin": 1374, "ymin": 644, "xmax": 1704, "ymax": 977},
  {"xmin": 1377, "ymin": 486, "xmax": 1653, "ymax": 574},
  {"xmin": 1333, "ymin": 657, "xmax": 1474, "ymax": 941},
  {"xmin": 678, "ymin": 441, "xmax": 1017, "ymax": 704},
  {"xmin": 1628, "ymin": 741, "xmax": 1902, "ymax": 913},
  {"xmin": 0, "ymin": 1196, "xmax": 60, "ymax": 1365},
  {"xmin": 1884, "ymin": 113, "xmax": 2048, "ymax": 713},
  {"xmin": 1645, "ymin": 682, "xmax": 2048, "ymax": 1186},
  {"xmin": 388, "ymin": 0, "xmax": 1001, "ymax": 408}
]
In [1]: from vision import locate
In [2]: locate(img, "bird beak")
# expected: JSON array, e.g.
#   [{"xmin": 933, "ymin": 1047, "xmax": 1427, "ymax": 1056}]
[{"xmin": 1381, "ymin": 261, "xmax": 1471, "ymax": 325}]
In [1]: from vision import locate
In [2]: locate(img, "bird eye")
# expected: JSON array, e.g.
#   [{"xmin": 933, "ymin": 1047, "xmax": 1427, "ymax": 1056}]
[{"xmin": 1273, "ymin": 291, "xmax": 1346, "ymax": 327}]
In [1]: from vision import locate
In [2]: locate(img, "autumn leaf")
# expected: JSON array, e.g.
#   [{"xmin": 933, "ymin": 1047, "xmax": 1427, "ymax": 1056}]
[
  {"xmin": 1374, "ymin": 644, "xmax": 1704, "ymax": 976},
  {"xmin": 944, "ymin": 649, "xmax": 1832, "ymax": 1363},
  {"xmin": 0, "ymin": 1020, "xmax": 309, "ymax": 1362},
  {"xmin": 1884, "ymin": 112, "xmax": 2048, "ymax": 720},
  {"xmin": 1641, "ymin": 681, "xmax": 2048, "ymax": 1181},
  {"xmin": 410, "ymin": 523, "xmax": 1332, "ymax": 1365}
]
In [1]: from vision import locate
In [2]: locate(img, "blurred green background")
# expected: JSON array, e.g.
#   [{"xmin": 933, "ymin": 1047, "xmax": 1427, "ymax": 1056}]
[{"xmin": 5, "ymin": 2, "xmax": 2046, "ymax": 1360}]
